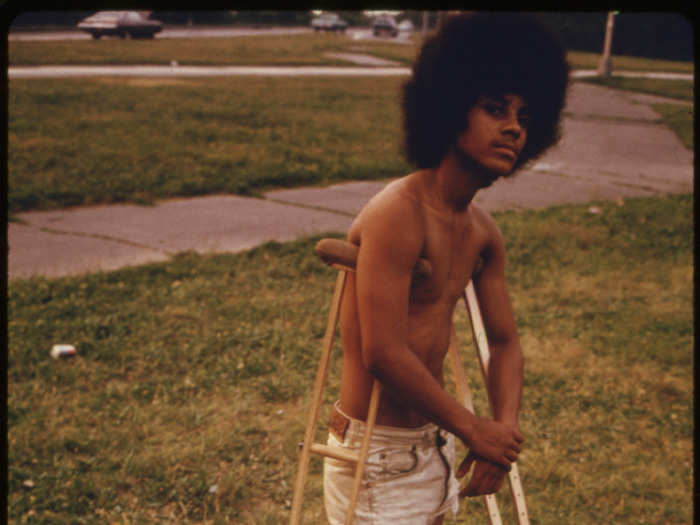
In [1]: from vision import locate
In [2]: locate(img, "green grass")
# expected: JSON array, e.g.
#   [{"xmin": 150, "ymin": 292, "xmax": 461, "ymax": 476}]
[
  {"xmin": 580, "ymin": 76, "xmax": 694, "ymax": 101},
  {"xmin": 9, "ymin": 33, "xmax": 693, "ymax": 74},
  {"xmin": 8, "ymin": 194, "xmax": 693, "ymax": 524},
  {"xmin": 9, "ymin": 32, "xmax": 420, "ymax": 66},
  {"xmin": 8, "ymin": 76, "xmax": 411, "ymax": 212},
  {"xmin": 8, "ymin": 73, "xmax": 694, "ymax": 214},
  {"xmin": 652, "ymin": 104, "xmax": 694, "ymax": 149},
  {"xmin": 566, "ymin": 50, "xmax": 694, "ymax": 74}
]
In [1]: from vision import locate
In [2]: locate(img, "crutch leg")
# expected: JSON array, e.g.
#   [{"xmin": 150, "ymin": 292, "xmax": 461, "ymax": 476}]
[
  {"xmin": 290, "ymin": 270, "xmax": 348, "ymax": 525},
  {"xmin": 464, "ymin": 281, "xmax": 530, "ymax": 525},
  {"xmin": 344, "ymin": 379, "xmax": 382, "ymax": 525},
  {"xmin": 291, "ymin": 239, "xmax": 391, "ymax": 525}
]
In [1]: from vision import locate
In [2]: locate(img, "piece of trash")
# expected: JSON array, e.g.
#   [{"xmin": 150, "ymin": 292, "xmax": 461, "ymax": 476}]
[
  {"xmin": 208, "ymin": 484, "xmax": 218, "ymax": 494},
  {"xmin": 23, "ymin": 479, "xmax": 35, "ymax": 489},
  {"xmin": 170, "ymin": 60, "xmax": 178, "ymax": 67},
  {"xmin": 588, "ymin": 206, "xmax": 602, "ymax": 215},
  {"xmin": 616, "ymin": 198, "xmax": 624, "ymax": 207},
  {"xmin": 276, "ymin": 409, "xmax": 284, "ymax": 415},
  {"xmin": 50, "ymin": 344, "xmax": 77, "ymax": 359}
]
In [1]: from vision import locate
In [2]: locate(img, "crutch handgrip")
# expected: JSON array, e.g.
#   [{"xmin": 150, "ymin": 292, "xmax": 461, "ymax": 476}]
[{"xmin": 315, "ymin": 238, "xmax": 432, "ymax": 280}]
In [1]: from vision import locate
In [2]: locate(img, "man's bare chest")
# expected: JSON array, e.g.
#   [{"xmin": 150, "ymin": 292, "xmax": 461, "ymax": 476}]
[{"xmin": 411, "ymin": 210, "xmax": 488, "ymax": 305}]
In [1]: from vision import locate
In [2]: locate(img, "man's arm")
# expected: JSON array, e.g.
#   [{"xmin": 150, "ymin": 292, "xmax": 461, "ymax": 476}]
[
  {"xmin": 459, "ymin": 214, "xmax": 524, "ymax": 496},
  {"xmin": 353, "ymin": 196, "xmax": 523, "ymax": 469},
  {"xmin": 473, "ymin": 222, "xmax": 523, "ymax": 428}
]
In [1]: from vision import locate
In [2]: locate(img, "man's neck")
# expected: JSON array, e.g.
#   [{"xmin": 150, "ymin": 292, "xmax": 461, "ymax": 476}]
[{"xmin": 431, "ymin": 149, "xmax": 495, "ymax": 213}]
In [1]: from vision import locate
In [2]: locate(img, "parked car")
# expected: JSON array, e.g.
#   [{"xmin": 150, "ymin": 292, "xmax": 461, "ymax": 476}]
[
  {"xmin": 372, "ymin": 16, "xmax": 398, "ymax": 37},
  {"xmin": 77, "ymin": 11, "xmax": 163, "ymax": 39},
  {"xmin": 310, "ymin": 13, "xmax": 348, "ymax": 32}
]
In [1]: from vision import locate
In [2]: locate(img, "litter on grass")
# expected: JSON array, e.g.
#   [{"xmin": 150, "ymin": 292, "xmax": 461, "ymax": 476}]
[{"xmin": 50, "ymin": 344, "xmax": 77, "ymax": 359}]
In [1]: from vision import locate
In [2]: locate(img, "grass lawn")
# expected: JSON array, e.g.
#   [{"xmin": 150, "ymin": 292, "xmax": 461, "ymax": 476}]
[
  {"xmin": 8, "ymin": 33, "xmax": 694, "ymax": 213},
  {"xmin": 8, "ymin": 72, "xmax": 694, "ymax": 214},
  {"xmin": 8, "ymin": 32, "xmax": 694, "ymax": 74},
  {"xmin": 652, "ymin": 104, "xmax": 694, "ymax": 149},
  {"xmin": 8, "ymin": 33, "xmax": 420, "ymax": 67},
  {"xmin": 8, "ymin": 76, "xmax": 412, "ymax": 212},
  {"xmin": 580, "ymin": 76, "xmax": 694, "ymax": 101},
  {"xmin": 8, "ymin": 193, "xmax": 693, "ymax": 524},
  {"xmin": 565, "ymin": 51, "xmax": 693, "ymax": 74}
]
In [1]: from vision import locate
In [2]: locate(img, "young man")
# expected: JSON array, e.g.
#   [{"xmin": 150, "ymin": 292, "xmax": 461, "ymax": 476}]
[{"xmin": 323, "ymin": 13, "xmax": 569, "ymax": 524}]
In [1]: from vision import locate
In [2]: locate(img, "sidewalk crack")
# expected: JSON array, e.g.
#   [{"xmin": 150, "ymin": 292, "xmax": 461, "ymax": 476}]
[{"xmin": 36, "ymin": 225, "xmax": 173, "ymax": 254}]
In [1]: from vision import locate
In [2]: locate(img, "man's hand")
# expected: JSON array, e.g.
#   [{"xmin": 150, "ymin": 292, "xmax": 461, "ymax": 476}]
[
  {"xmin": 456, "ymin": 452, "xmax": 509, "ymax": 497},
  {"xmin": 464, "ymin": 416, "xmax": 524, "ymax": 468}
]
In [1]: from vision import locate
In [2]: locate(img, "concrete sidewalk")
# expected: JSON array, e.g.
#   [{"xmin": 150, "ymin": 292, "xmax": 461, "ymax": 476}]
[{"xmin": 8, "ymin": 82, "xmax": 693, "ymax": 280}]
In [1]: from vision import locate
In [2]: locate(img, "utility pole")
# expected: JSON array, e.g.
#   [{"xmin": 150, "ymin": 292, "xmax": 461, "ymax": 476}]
[
  {"xmin": 436, "ymin": 11, "xmax": 445, "ymax": 30},
  {"xmin": 597, "ymin": 11, "xmax": 616, "ymax": 77}
]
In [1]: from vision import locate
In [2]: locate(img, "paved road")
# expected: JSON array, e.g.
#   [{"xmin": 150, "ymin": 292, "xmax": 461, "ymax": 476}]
[{"xmin": 7, "ymin": 81, "xmax": 693, "ymax": 280}]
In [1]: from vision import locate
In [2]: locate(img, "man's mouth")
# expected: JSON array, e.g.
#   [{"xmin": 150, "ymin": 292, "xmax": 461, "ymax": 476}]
[{"xmin": 492, "ymin": 143, "xmax": 519, "ymax": 159}]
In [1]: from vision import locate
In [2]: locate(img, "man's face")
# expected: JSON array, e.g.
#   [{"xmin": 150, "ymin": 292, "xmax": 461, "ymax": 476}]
[{"xmin": 454, "ymin": 93, "xmax": 529, "ymax": 183}]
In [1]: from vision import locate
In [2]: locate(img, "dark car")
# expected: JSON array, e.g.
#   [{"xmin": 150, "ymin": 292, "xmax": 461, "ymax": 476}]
[
  {"xmin": 77, "ymin": 11, "xmax": 163, "ymax": 39},
  {"xmin": 372, "ymin": 16, "xmax": 398, "ymax": 37},
  {"xmin": 310, "ymin": 13, "xmax": 348, "ymax": 32}
]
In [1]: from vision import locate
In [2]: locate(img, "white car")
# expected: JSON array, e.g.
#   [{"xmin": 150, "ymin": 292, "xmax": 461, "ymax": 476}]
[
  {"xmin": 310, "ymin": 13, "xmax": 348, "ymax": 32},
  {"xmin": 77, "ymin": 11, "xmax": 163, "ymax": 39}
]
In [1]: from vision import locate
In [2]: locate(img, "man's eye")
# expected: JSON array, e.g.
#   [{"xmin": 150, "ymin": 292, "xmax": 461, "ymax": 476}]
[{"xmin": 485, "ymin": 104, "xmax": 505, "ymax": 116}]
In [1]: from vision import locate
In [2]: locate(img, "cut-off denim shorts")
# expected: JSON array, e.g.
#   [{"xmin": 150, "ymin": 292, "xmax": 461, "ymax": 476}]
[{"xmin": 324, "ymin": 401, "xmax": 460, "ymax": 524}]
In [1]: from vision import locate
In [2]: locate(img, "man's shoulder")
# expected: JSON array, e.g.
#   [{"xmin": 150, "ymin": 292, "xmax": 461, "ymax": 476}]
[
  {"xmin": 359, "ymin": 173, "xmax": 425, "ymax": 220},
  {"xmin": 349, "ymin": 172, "xmax": 426, "ymax": 243},
  {"xmin": 470, "ymin": 202, "xmax": 500, "ymax": 231},
  {"xmin": 464, "ymin": 203, "xmax": 505, "ymax": 256}
]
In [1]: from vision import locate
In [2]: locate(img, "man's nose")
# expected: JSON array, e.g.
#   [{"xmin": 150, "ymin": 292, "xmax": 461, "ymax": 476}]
[{"xmin": 502, "ymin": 114, "xmax": 524, "ymax": 138}]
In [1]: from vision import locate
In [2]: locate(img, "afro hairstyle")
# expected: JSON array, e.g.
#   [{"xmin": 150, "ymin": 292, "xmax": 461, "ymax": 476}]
[{"xmin": 402, "ymin": 12, "xmax": 570, "ymax": 172}]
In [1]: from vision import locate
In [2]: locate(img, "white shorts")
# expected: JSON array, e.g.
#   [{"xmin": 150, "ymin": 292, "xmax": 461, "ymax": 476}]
[{"xmin": 323, "ymin": 402, "xmax": 460, "ymax": 525}]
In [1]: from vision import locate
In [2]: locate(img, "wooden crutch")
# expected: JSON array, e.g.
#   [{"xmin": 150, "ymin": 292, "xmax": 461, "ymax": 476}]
[
  {"xmin": 289, "ymin": 239, "xmax": 430, "ymax": 525},
  {"xmin": 290, "ymin": 239, "xmax": 530, "ymax": 524},
  {"xmin": 457, "ymin": 280, "xmax": 530, "ymax": 525}
]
